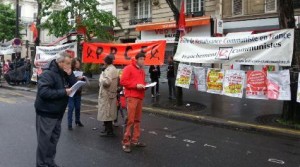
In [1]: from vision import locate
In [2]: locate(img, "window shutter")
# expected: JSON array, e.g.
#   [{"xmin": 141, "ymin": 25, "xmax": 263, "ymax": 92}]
[
  {"xmin": 265, "ymin": 0, "xmax": 276, "ymax": 12},
  {"xmin": 233, "ymin": 0, "xmax": 243, "ymax": 15}
]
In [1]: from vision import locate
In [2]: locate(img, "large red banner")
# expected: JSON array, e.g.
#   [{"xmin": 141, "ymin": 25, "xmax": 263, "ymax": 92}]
[{"xmin": 82, "ymin": 40, "xmax": 166, "ymax": 65}]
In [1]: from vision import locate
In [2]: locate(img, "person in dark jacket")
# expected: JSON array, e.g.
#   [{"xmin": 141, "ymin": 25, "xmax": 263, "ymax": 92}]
[
  {"xmin": 67, "ymin": 58, "xmax": 85, "ymax": 130},
  {"xmin": 167, "ymin": 56, "xmax": 176, "ymax": 100},
  {"xmin": 148, "ymin": 65, "xmax": 160, "ymax": 98},
  {"xmin": 34, "ymin": 52, "xmax": 72, "ymax": 167}
]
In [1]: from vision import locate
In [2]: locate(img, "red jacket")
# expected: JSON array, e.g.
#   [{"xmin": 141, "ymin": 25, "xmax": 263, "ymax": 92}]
[{"xmin": 120, "ymin": 59, "xmax": 146, "ymax": 100}]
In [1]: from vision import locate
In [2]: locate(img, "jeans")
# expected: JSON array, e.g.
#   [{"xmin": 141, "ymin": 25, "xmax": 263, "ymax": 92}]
[
  {"xmin": 168, "ymin": 77, "xmax": 176, "ymax": 97},
  {"xmin": 68, "ymin": 95, "xmax": 81, "ymax": 126},
  {"xmin": 151, "ymin": 78, "xmax": 159, "ymax": 95}
]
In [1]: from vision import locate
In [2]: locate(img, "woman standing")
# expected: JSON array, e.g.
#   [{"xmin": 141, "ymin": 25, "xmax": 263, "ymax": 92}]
[
  {"xmin": 149, "ymin": 65, "xmax": 160, "ymax": 98},
  {"xmin": 68, "ymin": 58, "xmax": 84, "ymax": 130},
  {"xmin": 97, "ymin": 56, "xmax": 119, "ymax": 137}
]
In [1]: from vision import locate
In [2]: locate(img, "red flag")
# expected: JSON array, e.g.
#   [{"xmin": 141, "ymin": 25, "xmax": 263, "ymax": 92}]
[
  {"xmin": 30, "ymin": 23, "xmax": 38, "ymax": 42},
  {"xmin": 178, "ymin": 0, "xmax": 186, "ymax": 34},
  {"xmin": 77, "ymin": 25, "xmax": 87, "ymax": 35}
]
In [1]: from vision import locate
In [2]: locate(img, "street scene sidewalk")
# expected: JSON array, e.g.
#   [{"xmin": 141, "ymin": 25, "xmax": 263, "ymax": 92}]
[{"xmin": 1, "ymin": 71, "xmax": 299, "ymax": 137}]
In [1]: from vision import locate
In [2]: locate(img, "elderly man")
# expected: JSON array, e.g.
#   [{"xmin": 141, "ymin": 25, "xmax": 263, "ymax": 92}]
[{"xmin": 35, "ymin": 52, "xmax": 72, "ymax": 167}]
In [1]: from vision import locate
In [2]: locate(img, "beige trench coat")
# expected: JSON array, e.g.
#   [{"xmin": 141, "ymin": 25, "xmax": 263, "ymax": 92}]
[{"xmin": 97, "ymin": 64, "xmax": 119, "ymax": 121}]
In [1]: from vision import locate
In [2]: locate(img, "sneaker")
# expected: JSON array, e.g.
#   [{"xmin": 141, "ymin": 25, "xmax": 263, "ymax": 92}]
[
  {"xmin": 131, "ymin": 141, "xmax": 146, "ymax": 147},
  {"xmin": 151, "ymin": 94, "xmax": 155, "ymax": 98},
  {"xmin": 122, "ymin": 145, "xmax": 131, "ymax": 153},
  {"xmin": 156, "ymin": 93, "xmax": 160, "ymax": 96}
]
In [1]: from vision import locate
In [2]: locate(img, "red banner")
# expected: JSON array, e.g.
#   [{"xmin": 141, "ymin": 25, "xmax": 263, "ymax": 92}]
[{"xmin": 82, "ymin": 40, "xmax": 166, "ymax": 65}]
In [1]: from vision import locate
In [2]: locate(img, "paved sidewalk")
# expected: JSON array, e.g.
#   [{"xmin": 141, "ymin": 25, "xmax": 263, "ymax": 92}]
[{"xmin": 2, "ymin": 76, "xmax": 300, "ymax": 137}]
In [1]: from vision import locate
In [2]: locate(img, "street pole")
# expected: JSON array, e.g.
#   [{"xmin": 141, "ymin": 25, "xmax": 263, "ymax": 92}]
[{"xmin": 14, "ymin": 0, "xmax": 19, "ymax": 85}]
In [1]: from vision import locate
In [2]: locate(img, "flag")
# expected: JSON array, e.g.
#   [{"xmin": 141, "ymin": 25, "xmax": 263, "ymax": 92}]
[
  {"xmin": 178, "ymin": 0, "xmax": 186, "ymax": 35},
  {"xmin": 76, "ymin": 25, "xmax": 87, "ymax": 35},
  {"xmin": 30, "ymin": 23, "xmax": 38, "ymax": 42}
]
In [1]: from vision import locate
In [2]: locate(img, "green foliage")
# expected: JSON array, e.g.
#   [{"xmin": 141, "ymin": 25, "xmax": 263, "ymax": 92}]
[
  {"xmin": 0, "ymin": 3, "xmax": 17, "ymax": 42},
  {"xmin": 90, "ymin": 64, "xmax": 100, "ymax": 74},
  {"xmin": 39, "ymin": 0, "xmax": 121, "ymax": 41},
  {"xmin": 82, "ymin": 63, "xmax": 92, "ymax": 74}
]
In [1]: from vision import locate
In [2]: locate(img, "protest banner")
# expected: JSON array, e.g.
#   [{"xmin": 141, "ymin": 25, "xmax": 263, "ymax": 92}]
[
  {"xmin": 223, "ymin": 70, "xmax": 245, "ymax": 98},
  {"xmin": 82, "ymin": 40, "xmax": 166, "ymax": 65},
  {"xmin": 174, "ymin": 29, "xmax": 294, "ymax": 66},
  {"xmin": 206, "ymin": 68, "xmax": 224, "ymax": 94},
  {"xmin": 193, "ymin": 66, "xmax": 206, "ymax": 92},
  {"xmin": 246, "ymin": 71, "xmax": 267, "ymax": 99},
  {"xmin": 175, "ymin": 63, "xmax": 193, "ymax": 89},
  {"xmin": 0, "ymin": 45, "xmax": 15, "ymax": 55},
  {"xmin": 34, "ymin": 42, "xmax": 77, "ymax": 76},
  {"xmin": 267, "ymin": 70, "xmax": 291, "ymax": 100}
]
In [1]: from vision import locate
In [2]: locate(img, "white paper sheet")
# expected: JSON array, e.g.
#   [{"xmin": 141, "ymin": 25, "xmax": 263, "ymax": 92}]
[
  {"xmin": 145, "ymin": 82, "xmax": 157, "ymax": 88},
  {"xmin": 69, "ymin": 81, "xmax": 86, "ymax": 97},
  {"xmin": 73, "ymin": 71, "xmax": 83, "ymax": 77}
]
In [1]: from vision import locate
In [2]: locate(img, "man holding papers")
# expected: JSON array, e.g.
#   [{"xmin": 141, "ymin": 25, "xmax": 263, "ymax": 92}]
[{"xmin": 120, "ymin": 53, "xmax": 147, "ymax": 153}]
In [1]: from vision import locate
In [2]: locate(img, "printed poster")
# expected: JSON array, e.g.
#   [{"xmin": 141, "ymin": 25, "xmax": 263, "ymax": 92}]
[
  {"xmin": 175, "ymin": 63, "xmax": 193, "ymax": 89},
  {"xmin": 193, "ymin": 66, "xmax": 206, "ymax": 92},
  {"xmin": 246, "ymin": 71, "xmax": 267, "ymax": 99},
  {"xmin": 223, "ymin": 70, "xmax": 245, "ymax": 98},
  {"xmin": 267, "ymin": 70, "xmax": 291, "ymax": 100},
  {"xmin": 206, "ymin": 68, "xmax": 224, "ymax": 94}
]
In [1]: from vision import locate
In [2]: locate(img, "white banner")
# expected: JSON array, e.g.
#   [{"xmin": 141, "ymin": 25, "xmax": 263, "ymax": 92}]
[
  {"xmin": 35, "ymin": 42, "xmax": 77, "ymax": 75},
  {"xmin": 174, "ymin": 29, "xmax": 294, "ymax": 66},
  {"xmin": 193, "ymin": 66, "xmax": 206, "ymax": 92},
  {"xmin": 175, "ymin": 63, "xmax": 193, "ymax": 89},
  {"xmin": 0, "ymin": 45, "xmax": 15, "ymax": 55},
  {"xmin": 223, "ymin": 70, "xmax": 245, "ymax": 98},
  {"xmin": 267, "ymin": 70, "xmax": 291, "ymax": 100}
]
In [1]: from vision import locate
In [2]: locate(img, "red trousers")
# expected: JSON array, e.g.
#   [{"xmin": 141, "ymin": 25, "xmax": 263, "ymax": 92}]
[{"xmin": 122, "ymin": 97, "xmax": 143, "ymax": 146}]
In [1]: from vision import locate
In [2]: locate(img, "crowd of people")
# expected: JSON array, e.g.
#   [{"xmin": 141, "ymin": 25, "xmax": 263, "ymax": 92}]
[{"xmin": 34, "ymin": 51, "xmax": 177, "ymax": 166}]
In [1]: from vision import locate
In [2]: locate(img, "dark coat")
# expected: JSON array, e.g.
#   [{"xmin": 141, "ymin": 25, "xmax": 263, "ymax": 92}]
[
  {"xmin": 34, "ymin": 60, "xmax": 71, "ymax": 118},
  {"xmin": 149, "ymin": 65, "xmax": 160, "ymax": 80}
]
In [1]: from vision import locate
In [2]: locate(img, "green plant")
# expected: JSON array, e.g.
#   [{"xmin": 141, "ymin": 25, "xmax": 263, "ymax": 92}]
[{"xmin": 90, "ymin": 63, "xmax": 100, "ymax": 74}]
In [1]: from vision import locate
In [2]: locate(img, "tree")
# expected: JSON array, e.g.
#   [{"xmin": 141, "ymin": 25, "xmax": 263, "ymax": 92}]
[
  {"xmin": 0, "ymin": 3, "xmax": 17, "ymax": 43},
  {"xmin": 165, "ymin": 0, "xmax": 183, "ymax": 106},
  {"xmin": 278, "ymin": 0, "xmax": 300, "ymax": 122}
]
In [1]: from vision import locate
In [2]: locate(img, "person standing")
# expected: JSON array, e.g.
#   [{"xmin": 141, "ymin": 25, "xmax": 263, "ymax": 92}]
[
  {"xmin": 97, "ymin": 55, "xmax": 119, "ymax": 137},
  {"xmin": 167, "ymin": 56, "xmax": 176, "ymax": 100},
  {"xmin": 149, "ymin": 65, "xmax": 160, "ymax": 98},
  {"xmin": 35, "ymin": 52, "xmax": 73, "ymax": 167},
  {"xmin": 120, "ymin": 54, "xmax": 147, "ymax": 153},
  {"xmin": 67, "ymin": 58, "xmax": 85, "ymax": 130}
]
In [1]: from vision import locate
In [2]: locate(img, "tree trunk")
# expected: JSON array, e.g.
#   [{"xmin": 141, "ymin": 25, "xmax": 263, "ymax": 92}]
[
  {"xmin": 278, "ymin": 0, "xmax": 300, "ymax": 122},
  {"xmin": 165, "ymin": 0, "xmax": 183, "ymax": 106}
]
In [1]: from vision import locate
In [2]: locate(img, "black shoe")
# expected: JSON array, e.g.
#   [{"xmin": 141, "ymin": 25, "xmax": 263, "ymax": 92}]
[
  {"xmin": 100, "ymin": 132, "xmax": 116, "ymax": 137},
  {"xmin": 68, "ymin": 125, "xmax": 73, "ymax": 130},
  {"xmin": 75, "ymin": 121, "xmax": 84, "ymax": 127}
]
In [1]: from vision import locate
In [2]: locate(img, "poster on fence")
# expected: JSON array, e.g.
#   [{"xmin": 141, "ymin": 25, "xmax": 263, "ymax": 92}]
[
  {"xmin": 267, "ymin": 70, "xmax": 291, "ymax": 100},
  {"xmin": 193, "ymin": 67, "xmax": 206, "ymax": 92},
  {"xmin": 297, "ymin": 73, "xmax": 300, "ymax": 103},
  {"xmin": 174, "ymin": 29, "xmax": 294, "ymax": 66},
  {"xmin": 246, "ymin": 71, "xmax": 267, "ymax": 99},
  {"xmin": 223, "ymin": 70, "xmax": 245, "ymax": 98},
  {"xmin": 206, "ymin": 68, "xmax": 224, "ymax": 94},
  {"xmin": 35, "ymin": 43, "xmax": 77, "ymax": 73},
  {"xmin": 175, "ymin": 63, "xmax": 193, "ymax": 89}
]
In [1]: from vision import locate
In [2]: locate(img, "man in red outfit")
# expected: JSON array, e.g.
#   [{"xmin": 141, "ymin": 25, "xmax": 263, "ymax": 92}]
[{"xmin": 120, "ymin": 53, "xmax": 147, "ymax": 153}]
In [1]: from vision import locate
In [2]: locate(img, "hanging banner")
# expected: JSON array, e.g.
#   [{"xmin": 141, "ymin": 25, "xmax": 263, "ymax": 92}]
[
  {"xmin": 174, "ymin": 29, "xmax": 294, "ymax": 66},
  {"xmin": 82, "ymin": 40, "xmax": 166, "ymax": 65},
  {"xmin": 246, "ymin": 71, "xmax": 267, "ymax": 99},
  {"xmin": 193, "ymin": 66, "xmax": 206, "ymax": 92},
  {"xmin": 0, "ymin": 45, "xmax": 15, "ymax": 55},
  {"xmin": 267, "ymin": 70, "xmax": 291, "ymax": 100},
  {"xmin": 297, "ymin": 73, "xmax": 300, "ymax": 103},
  {"xmin": 223, "ymin": 70, "xmax": 245, "ymax": 98},
  {"xmin": 175, "ymin": 63, "xmax": 193, "ymax": 89},
  {"xmin": 34, "ymin": 42, "xmax": 77, "ymax": 75},
  {"xmin": 206, "ymin": 68, "xmax": 224, "ymax": 94}
]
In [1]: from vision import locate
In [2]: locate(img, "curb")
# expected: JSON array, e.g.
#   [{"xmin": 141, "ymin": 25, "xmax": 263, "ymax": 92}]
[{"xmin": 2, "ymin": 85, "xmax": 300, "ymax": 138}]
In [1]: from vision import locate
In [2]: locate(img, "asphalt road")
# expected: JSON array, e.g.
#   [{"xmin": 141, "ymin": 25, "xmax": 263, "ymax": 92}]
[{"xmin": 0, "ymin": 88, "xmax": 299, "ymax": 167}]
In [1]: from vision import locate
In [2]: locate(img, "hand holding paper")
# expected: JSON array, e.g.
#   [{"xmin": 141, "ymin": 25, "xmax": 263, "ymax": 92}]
[
  {"xmin": 69, "ymin": 81, "xmax": 86, "ymax": 97},
  {"xmin": 145, "ymin": 82, "xmax": 157, "ymax": 88}
]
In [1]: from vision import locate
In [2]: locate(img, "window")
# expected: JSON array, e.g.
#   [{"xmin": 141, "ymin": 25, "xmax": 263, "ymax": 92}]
[
  {"xmin": 232, "ymin": 0, "xmax": 243, "ymax": 16},
  {"xmin": 173, "ymin": 0, "xmax": 203, "ymax": 14},
  {"xmin": 133, "ymin": 0, "xmax": 151, "ymax": 20},
  {"xmin": 265, "ymin": 0, "xmax": 276, "ymax": 12}
]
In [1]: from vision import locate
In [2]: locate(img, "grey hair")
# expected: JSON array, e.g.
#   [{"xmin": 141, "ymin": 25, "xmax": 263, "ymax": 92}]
[{"xmin": 56, "ymin": 51, "xmax": 71, "ymax": 63}]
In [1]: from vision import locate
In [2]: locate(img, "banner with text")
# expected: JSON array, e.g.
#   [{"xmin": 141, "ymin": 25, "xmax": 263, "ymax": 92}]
[
  {"xmin": 0, "ymin": 45, "xmax": 15, "ymax": 55},
  {"xmin": 175, "ymin": 63, "xmax": 193, "ymax": 89},
  {"xmin": 82, "ymin": 41, "xmax": 166, "ymax": 65},
  {"xmin": 193, "ymin": 66, "xmax": 206, "ymax": 92},
  {"xmin": 34, "ymin": 42, "xmax": 77, "ymax": 75},
  {"xmin": 206, "ymin": 68, "xmax": 224, "ymax": 94},
  {"xmin": 246, "ymin": 71, "xmax": 267, "ymax": 99},
  {"xmin": 223, "ymin": 70, "xmax": 245, "ymax": 98},
  {"xmin": 174, "ymin": 29, "xmax": 294, "ymax": 66}
]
